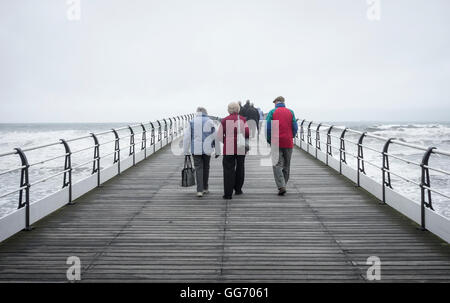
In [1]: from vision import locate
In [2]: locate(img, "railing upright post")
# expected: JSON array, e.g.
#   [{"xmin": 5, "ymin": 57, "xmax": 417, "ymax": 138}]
[
  {"xmin": 168, "ymin": 118, "xmax": 173, "ymax": 142},
  {"xmin": 163, "ymin": 119, "xmax": 168, "ymax": 143},
  {"xmin": 15, "ymin": 148, "xmax": 31, "ymax": 231},
  {"xmin": 356, "ymin": 132, "xmax": 367, "ymax": 187},
  {"xmin": 112, "ymin": 129, "xmax": 121, "ymax": 175},
  {"xmin": 420, "ymin": 147, "xmax": 436, "ymax": 230},
  {"xmin": 306, "ymin": 122, "xmax": 313, "ymax": 153},
  {"xmin": 326, "ymin": 126, "xmax": 334, "ymax": 166},
  {"xmin": 60, "ymin": 139, "xmax": 73, "ymax": 205},
  {"xmin": 128, "ymin": 126, "xmax": 136, "ymax": 166},
  {"xmin": 141, "ymin": 124, "xmax": 147, "ymax": 159},
  {"xmin": 149, "ymin": 122, "xmax": 155, "ymax": 154},
  {"xmin": 176, "ymin": 116, "xmax": 181, "ymax": 137},
  {"xmin": 300, "ymin": 119, "xmax": 306, "ymax": 148},
  {"xmin": 381, "ymin": 138, "xmax": 394, "ymax": 204},
  {"xmin": 156, "ymin": 120, "xmax": 162, "ymax": 149},
  {"xmin": 315, "ymin": 123, "xmax": 322, "ymax": 158},
  {"xmin": 339, "ymin": 128, "xmax": 348, "ymax": 174},
  {"xmin": 91, "ymin": 133, "xmax": 101, "ymax": 187}
]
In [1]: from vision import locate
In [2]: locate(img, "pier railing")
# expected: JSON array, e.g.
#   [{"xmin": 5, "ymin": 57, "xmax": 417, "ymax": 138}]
[
  {"xmin": 0, "ymin": 114, "xmax": 194, "ymax": 242},
  {"xmin": 295, "ymin": 119, "xmax": 450, "ymax": 243}
]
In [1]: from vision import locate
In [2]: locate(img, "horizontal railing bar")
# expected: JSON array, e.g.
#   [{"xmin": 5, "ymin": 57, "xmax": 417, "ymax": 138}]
[
  {"xmin": 384, "ymin": 153, "xmax": 422, "ymax": 167},
  {"xmin": 28, "ymin": 153, "xmax": 70, "ymax": 167},
  {"xmin": 0, "ymin": 166, "xmax": 25, "ymax": 176},
  {"xmin": 422, "ymin": 186, "xmax": 450, "ymax": 200},
  {"xmin": 29, "ymin": 169, "xmax": 70, "ymax": 187},
  {"xmin": 424, "ymin": 165, "xmax": 450, "ymax": 176},
  {"xmin": 99, "ymin": 139, "xmax": 117, "ymax": 145},
  {"xmin": 359, "ymin": 144, "xmax": 382, "ymax": 154},
  {"xmin": 100, "ymin": 151, "xmax": 117, "ymax": 159},
  {"xmin": 386, "ymin": 170, "xmax": 421, "ymax": 187},
  {"xmin": 71, "ymin": 145, "xmax": 95, "ymax": 155},
  {"xmin": 391, "ymin": 140, "xmax": 429, "ymax": 152},
  {"xmin": 361, "ymin": 159, "xmax": 383, "ymax": 170},
  {"xmin": 0, "ymin": 186, "xmax": 27, "ymax": 199},
  {"xmin": 0, "ymin": 150, "xmax": 17, "ymax": 157},
  {"xmin": 21, "ymin": 141, "xmax": 62, "ymax": 153},
  {"xmin": 65, "ymin": 135, "xmax": 92, "ymax": 143},
  {"xmin": 72, "ymin": 158, "xmax": 97, "ymax": 170},
  {"xmin": 94, "ymin": 130, "xmax": 114, "ymax": 136},
  {"xmin": 433, "ymin": 149, "xmax": 450, "ymax": 157}
]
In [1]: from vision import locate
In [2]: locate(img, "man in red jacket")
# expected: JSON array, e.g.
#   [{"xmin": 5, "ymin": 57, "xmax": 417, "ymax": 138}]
[{"xmin": 266, "ymin": 96, "xmax": 298, "ymax": 195}]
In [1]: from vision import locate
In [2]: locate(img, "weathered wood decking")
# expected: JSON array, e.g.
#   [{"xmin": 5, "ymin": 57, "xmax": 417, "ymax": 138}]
[{"xmin": 0, "ymin": 140, "xmax": 449, "ymax": 282}]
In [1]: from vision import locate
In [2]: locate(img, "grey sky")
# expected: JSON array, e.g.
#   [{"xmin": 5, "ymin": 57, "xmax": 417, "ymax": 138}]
[{"xmin": 0, "ymin": 0, "xmax": 449, "ymax": 123}]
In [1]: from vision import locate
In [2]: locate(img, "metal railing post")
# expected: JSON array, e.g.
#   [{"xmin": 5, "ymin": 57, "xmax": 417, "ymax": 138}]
[
  {"xmin": 326, "ymin": 126, "xmax": 334, "ymax": 165},
  {"xmin": 176, "ymin": 116, "xmax": 181, "ymax": 136},
  {"xmin": 141, "ymin": 123, "xmax": 147, "ymax": 159},
  {"xmin": 300, "ymin": 120, "xmax": 305, "ymax": 143},
  {"xmin": 60, "ymin": 139, "xmax": 73, "ymax": 205},
  {"xmin": 315, "ymin": 123, "xmax": 322, "ymax": 158},
  {"xmin": 156, "ymin": 120, "xmax": 162, "ymax": 149},
  {"xmin": 112, "ymin": 129, "xmax": 121, "ymax": 175},
  {"xmin": 307, "ymin": 121, "xmax": 313, "ymax": 153},
  {"xmin": 149, "ymin": 122, "xmax": 155, "ymax": 154},
  {"xmin": 420, "ymin": 147, "xmax": 436, "ymax": 230},
  {"xmin": 356, "ymin": 132, "xmax": 367, "ymax": 187},
  {"xmin": 381, "ymin": 138, "xmax": 394, "ymax": 204},
  {"xmin": 168, "ymin": 118, "xmax": 173, "ymax": 142},
  {"xmin": 339, "ymin": 128, "xmax": 348, "ymax": 174},
  {"xmin": 163, "ymin": 119, "xmax": 168, "ymax": 141},
  {"xmin": 15, "ymin": 148, "xmax": 32, "ymax": 231},
  {"xmin": 91, "ymin": 133, "xmax": 101, "ymax": 187},
  {"xmin": 128, "ymin": 126, "xmax": 136, "ymax": 166}
]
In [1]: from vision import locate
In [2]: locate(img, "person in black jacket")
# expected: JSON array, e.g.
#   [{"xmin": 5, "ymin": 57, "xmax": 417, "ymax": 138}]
[{"xmin": 240, "ymin": 100, "xmax": 259, "ymax": 138}]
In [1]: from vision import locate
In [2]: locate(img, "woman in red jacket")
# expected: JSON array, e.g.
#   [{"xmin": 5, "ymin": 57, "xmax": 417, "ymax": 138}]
[{"xmin": 217, "ymin": 102, "xmax": 250, "ymax": 199}]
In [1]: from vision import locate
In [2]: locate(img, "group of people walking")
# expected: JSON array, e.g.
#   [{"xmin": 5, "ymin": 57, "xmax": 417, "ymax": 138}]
[{"xmin": 183, "ymin": 96, "xmax": 298, "ymax": 199}]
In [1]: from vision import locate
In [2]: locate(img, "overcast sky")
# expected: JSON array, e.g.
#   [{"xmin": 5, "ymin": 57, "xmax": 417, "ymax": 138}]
[{"xmin": 0, "ymin": 0, "xmax": 449, "ymax": 123}]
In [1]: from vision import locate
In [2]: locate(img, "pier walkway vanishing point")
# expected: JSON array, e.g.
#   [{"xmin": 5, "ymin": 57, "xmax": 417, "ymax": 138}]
[{"xmin": 0, "ymin": 115, "xmax": 449, "ymax": 282}]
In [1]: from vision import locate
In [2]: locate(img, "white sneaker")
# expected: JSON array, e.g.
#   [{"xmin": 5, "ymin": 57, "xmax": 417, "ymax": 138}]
[
  {"xmin": 203, "ymin": 190, "xmax": 209, "ymax": 195},
  {"xmin": 196, "ymin": 192, "xmax": 203, "ymax": 197}
]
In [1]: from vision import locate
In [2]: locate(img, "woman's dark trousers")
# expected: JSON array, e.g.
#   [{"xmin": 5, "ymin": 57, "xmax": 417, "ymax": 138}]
[{"xmin": 222, "ymin": 155, "xmax": 246, "ymax": 197}]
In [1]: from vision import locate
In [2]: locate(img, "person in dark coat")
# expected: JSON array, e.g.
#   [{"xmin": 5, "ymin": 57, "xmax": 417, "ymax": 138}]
[{"xmin": 240, "ymin": 100, "xmax": 259, "ymax": 138}]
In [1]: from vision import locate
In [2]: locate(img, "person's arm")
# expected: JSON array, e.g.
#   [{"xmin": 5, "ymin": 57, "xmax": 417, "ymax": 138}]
[
  {"xmin": 290, "ymin": 109, "xmax": 298, "ymax": 137},
  {"xmin": 243, "ymin": 117, "xmax": 250, "ymax": 139},
  {"xmin": 183, "ymin": 122, "xmax": 191, "ymax": 155},
  {"xmin": 265, "ymin": 109, "xmax": 274, "ymax": 144},
  {"xmin": 215, "ymin": 120, "xmax": 224, "ymax": 158}
]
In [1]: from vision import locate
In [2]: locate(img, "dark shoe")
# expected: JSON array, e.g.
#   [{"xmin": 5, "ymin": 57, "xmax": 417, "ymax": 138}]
[
  {"xmin": 235, "ymin": 190, "xmax": 243, "ymax": 195},
  {"xmin": 222, "ymin": 195, "xmax": 232, "ymax": 200},
  {"xmin": 278, "ymin": 187, "xmax": 286, "ymax": 196}
]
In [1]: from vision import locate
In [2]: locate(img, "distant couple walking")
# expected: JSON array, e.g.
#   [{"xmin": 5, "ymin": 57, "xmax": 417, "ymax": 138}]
[{"xmin": 183, "ymin": 96, "xmax": 298, "ymax": 199}]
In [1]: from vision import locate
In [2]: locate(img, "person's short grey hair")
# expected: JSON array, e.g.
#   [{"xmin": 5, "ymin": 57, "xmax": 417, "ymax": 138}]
[
  {"xmin": 228, "ymin": 102, "xmax": 240, "ymax": 114},
  {"xmin": 196, "ymin": 107, "xmax": 207, "ymax": 115}
]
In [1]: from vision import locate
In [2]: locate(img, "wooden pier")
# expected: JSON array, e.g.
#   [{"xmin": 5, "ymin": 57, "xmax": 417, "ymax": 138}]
[{"xmin": 0, "ymin": 142, "xmax": 449, "ymax": 282}]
